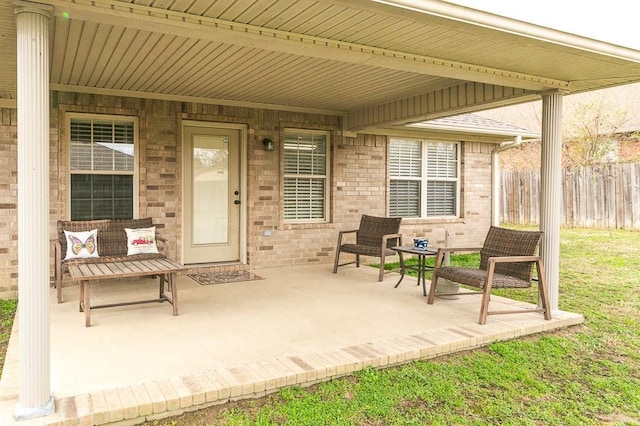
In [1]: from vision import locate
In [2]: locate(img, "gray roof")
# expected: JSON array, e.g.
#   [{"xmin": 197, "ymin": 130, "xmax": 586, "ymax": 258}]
[{"xmin": 408, "ymin": 114, "xmax": 541, "ymax": 139}]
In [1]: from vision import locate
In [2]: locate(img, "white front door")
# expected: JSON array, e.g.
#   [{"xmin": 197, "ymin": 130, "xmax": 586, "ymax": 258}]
[{"xmin": 183, "ymin": 124, "xmax": 242, "ymax": 264}]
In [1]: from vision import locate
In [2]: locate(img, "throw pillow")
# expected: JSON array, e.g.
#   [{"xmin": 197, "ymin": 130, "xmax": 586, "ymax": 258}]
[
  {"xmin": 125, "ymin": 226, "xmax": 159, "ymax": 255},
  {"xmin": 64, "ymin": 229, "xmax": 100, "ymax": 260}
]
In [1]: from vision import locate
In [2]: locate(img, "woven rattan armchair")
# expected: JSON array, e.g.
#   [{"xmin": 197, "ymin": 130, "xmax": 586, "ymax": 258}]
[
  {"xmin": 332, "ymin": 215, "xmax": 402, "ymax": 281},
  {"xmin": 427, "ymin": 226, "xmax": 551, "ymax": 324}
]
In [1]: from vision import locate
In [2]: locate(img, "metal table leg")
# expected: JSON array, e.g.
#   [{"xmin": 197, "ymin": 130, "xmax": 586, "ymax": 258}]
[
  {"xmin": 418, "ymin": 254, "xmax": 427, "ymax": 296},
  {"xmin": 394, "ymin": 252, "xmax": 406, "ymax": 288}
]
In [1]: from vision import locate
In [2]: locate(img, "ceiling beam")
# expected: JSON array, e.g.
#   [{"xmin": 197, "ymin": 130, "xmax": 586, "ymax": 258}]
[
  {"xmin": 44, "ymin": 0, "xmax": 570, "ymax": 92},
  {"xmin": 357, "ymin": 126, "xmax": 537, "ymax": 144},
  {"xmin": 0, "ymin": 99, "xmax": 17, "ymax": 109},
  {"xmin": 49, "ymin": 84, "xmax": 345, "ymax": 116},
  {"xmin": 345, "ymin": 81, "xmax": 540, "ymax": 131}
]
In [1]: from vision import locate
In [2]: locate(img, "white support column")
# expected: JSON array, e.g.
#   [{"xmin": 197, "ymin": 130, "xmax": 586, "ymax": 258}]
[
  {"xmin": 14, "ymin": 3, "xmax": 54, "ymax": 420},
  {"xmin": 540, "ymin": 91, "xmax": 564, "ymax": 313}
]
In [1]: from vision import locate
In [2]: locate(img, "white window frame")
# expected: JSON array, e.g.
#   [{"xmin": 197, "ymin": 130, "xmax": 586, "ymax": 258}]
[
  {"xmin": 389, "ymin": 138, "xmax": 460, "ymax": 219},
  {"xmin": 67, "ymin": 113, "xmax": 139, "ymax": 220},
  {"xmin": 283, "ymin": 128, "xmax": 331, "ymax": 223}
]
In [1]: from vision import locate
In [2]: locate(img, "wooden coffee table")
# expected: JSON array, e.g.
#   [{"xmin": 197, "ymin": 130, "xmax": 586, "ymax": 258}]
[{"xmin": 68, "ymin": 258, "xmax": 187, "ymax": 326}]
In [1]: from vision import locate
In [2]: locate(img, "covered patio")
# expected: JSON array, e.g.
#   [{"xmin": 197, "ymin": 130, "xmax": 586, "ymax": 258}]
[
  {"xmin": 0, "ymin": 264, "xmax": 582, "ymax": 424},
  {"xmin": 2, "ymin": 0, "xmax": 640, "ymax": 422}
]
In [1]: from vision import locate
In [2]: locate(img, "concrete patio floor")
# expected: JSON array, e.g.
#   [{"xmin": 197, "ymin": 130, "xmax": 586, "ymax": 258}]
[{"xmin": 0, "ymin": 263, "xmax": 583, "ymax": 425}]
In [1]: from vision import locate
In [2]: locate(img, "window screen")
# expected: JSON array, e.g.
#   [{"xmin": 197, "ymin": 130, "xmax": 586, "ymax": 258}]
[
  {"xmin": 69, "ymin": 118, "xmax": 136, "ymax": 220},
  {"xmin": 390, "ymin": 139, "xmax": 459, "ymax": 218},
  {"xmin": 283, "ymin": 130, "xmax": 329, "ymax": 221}
]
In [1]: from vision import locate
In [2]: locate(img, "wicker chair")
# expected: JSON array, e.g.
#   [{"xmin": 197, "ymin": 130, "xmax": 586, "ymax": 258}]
[
  {"xmin": 332, "ymin": 215, "xmax": 402, "ymax": 281},
  {"xmin": 427, "ymin": 226, "xmax": 551, "ymax": 324}
]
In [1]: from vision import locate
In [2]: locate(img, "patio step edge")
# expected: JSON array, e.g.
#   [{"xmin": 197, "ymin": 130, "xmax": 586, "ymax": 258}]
[{"xmin": 17, "ymin": 312, "xmax": 585, "ymax": 426}]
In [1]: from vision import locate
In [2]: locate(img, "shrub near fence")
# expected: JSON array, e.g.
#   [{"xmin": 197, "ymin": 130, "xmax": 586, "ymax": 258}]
[{"xmin": 501, "ymin": 163, "xmax": 640, "ymax": 229}]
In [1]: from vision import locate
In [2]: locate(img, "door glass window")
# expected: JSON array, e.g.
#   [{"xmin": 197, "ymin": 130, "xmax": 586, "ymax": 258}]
[{"xmin": 192, "ymin": 135, "xmax": 229, "ymax": 245}]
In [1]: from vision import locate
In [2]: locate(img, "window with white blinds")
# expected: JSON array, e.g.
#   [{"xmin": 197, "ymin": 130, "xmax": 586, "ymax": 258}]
[
  {"xmin": 389, "ymin": 139, "xmax": 459, "ymax": 218},
  {"xmin": 283, "ymin": 129, "xmax": 330, "ymax": 222},
  {"xmin": 69, "ymin": 116, "xmax": 137, "ymax": 220}
]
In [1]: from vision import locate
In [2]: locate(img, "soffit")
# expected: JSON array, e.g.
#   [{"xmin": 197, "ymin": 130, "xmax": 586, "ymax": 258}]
[{"xmin": 2, "ymin": 0, "xmax": 640, "ymax": 123}]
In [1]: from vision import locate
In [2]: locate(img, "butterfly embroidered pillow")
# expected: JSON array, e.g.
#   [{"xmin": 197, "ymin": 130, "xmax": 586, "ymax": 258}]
[
  {"xmin": 63, "ymin": 229, "xmax": 99, "ymax": 260},
  {"xmin": 125, "ymin": 226, "xmax": 159, "ymax": 255}
]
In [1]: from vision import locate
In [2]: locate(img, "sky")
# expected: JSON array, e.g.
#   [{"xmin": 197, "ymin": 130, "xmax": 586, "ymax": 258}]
[
  {"xmin": 440, "ymin": 0, "xmax": 640, "ymax": 130},
  {"xmin": 444, "ymin": 0, "xmax": 640, "ymax": 50}
]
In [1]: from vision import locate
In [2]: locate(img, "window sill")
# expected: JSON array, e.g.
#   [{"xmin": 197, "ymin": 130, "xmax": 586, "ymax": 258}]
[
  {"xmin": 398, "ymin": 217, "xmax": 465, "ymax": 225},
  {"xmin": 282, "ymin": 221, "xmax": 333, "ymax": 231}
]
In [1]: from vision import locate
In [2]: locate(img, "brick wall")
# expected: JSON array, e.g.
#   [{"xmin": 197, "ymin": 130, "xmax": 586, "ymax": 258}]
[
  {"xmin": 0, "ymin": 93, "xmax": 496, "ymax": 297},
  {"xmin": 618, "ymin": 134, "xmax": 640, "ymax": 162},
  {"xmin": 261, "ymin": 133, "xmax": 389, "ymax": 268},
  {"xmin": 0, "ymin": 108, "xmax": 17, "ymax": 298}
]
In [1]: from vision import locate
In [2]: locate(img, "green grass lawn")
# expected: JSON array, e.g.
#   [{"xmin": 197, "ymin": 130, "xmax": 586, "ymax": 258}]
[
  {"xmin": 0, "ymin": 298, "xmax": 17, "ymax": 373},
  {"xmin": 2, "ymin": 228, "xmax": 639, "ymax": 424}
]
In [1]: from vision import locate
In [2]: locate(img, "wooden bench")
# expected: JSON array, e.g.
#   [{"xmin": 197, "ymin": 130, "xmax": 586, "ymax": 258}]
[{"xmin": 52, "ymin": 218, "xmax": 187, "ymax": 324}]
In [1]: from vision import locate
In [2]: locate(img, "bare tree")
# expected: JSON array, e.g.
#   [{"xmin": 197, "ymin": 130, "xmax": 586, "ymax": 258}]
[
  {"xmin": 479, "ymin": 84, "xmax": 640, "ymax": 170},
  {"xmin": 562, "ymin": 97, "xmax": 629, "ymax": 169}
]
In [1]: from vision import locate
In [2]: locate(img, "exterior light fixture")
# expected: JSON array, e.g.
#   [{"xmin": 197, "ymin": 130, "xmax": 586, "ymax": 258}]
[{"xmin": 262, "ymin": 138, "xmax": 274, "ymax": 151}]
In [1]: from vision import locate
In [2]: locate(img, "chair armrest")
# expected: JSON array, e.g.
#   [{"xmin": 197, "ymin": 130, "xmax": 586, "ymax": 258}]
[
  {"xmin": 51, "ymin": 239, "xmax": 60, "ymax": 254},
  {"xmin": 51, "ymin": 239, "xmax": 63, "ymax": 281},
  {"xmin": 487, "ymin": 255, "xmax": 541, "ymax": 264},
  {"xmin": 156, "ymin": 235, "xmax": 169, "ymax": 258},
  {"xmin": 336, "ymin": 229, "xmax": 358, "ymax": 246},
  {"xmin": 51, "ymin": 239, "xmax": 62, "ymax": 261},
  {"xmin": 433, "ymin": 246, "xmax": 483, "ymax": 270},
  {"xmin": 436, "ymin": 246, "xmax": 483, "ymax": 254},
  {"xmin": 382, "ymin": 233, "xmax": 402, "ymax": 247}
]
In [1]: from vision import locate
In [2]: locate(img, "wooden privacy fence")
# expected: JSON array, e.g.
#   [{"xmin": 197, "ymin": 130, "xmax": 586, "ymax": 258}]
[{"xmin": 500, "ymin": 163, "xmax": 640, "ymax": 229}]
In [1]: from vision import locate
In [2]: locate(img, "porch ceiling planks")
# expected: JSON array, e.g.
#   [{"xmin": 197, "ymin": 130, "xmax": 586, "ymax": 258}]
[
  {"xmin": 47, "ymin": 0, "xmax": 568, "ymax": 89},
  {"xmin": 50, "ymin": 16, "xmax": 462, "ymax": 112},
  {"xmin": 3, "ymin": 0, "xmax": 640, "ymax": 126},
  {"xmin": 0, "ymin": 1, "xmax": 16, "ymax": 100}
]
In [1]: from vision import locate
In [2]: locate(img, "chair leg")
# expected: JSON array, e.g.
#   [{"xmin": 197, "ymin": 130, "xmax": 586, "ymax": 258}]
[
  {"xmin": 427, "ymin": 250, "xmax": 447, "ymax": 304},
  {"xmin": 427, "ymin": 275, "xmax": 438, "ymax": 304},
  {"xmin": 478, "ymin": 287, "xmax": 490, "ymax": 325},
  {"xmin": 333, "ymin": 234, "xmax": 344, "ymax": 274},
  {"xmin": 536, "ymin": 260, "xmax": 552, "ymax": 320},
  {"xmin": 378, "ymin": 252, "xmax": 386, "ymax": 282},
  {"xmin": 55, "ymin": 261, "xmax": 63, "ymax": 303},
  {"xmin": 478, "ymin": 266, "xmax": 496, "ymax": 325},
  {"xmin": 56, "ymin": 277, "xmax": 63, "ymax": 304}
]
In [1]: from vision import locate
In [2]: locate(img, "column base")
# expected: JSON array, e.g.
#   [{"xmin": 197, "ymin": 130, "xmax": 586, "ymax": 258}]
[
  {"xmin": 436, "ymin": 279, "xmax": 460, "ymax": 299},
  {"xmin": 15, "ymin": 395, "xmax": 54, "ymax": 421}
]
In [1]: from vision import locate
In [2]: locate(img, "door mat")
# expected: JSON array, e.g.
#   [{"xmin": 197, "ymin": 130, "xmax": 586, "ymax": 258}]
[{"xmin": 188, "ymin": 270, "xmax": 264, "ymax": 285}]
